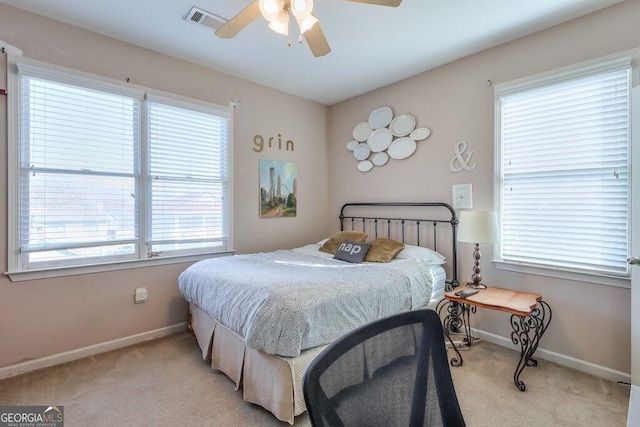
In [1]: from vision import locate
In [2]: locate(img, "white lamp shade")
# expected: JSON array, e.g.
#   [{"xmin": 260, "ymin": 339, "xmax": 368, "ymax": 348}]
[
  {"xmin": 290, "ymin": 0, "xmax": 313, "ymax": 20},
  {"xmin": 457, "ymin": 211, "xmax": 499, "ymax": 244},
  {"xmin": 259, "ymin": 0, "xmax": 285, "ymax": 22},
  {"xmin": 268, "ymin": 9, "xmax": 290, "ymax": 35}
]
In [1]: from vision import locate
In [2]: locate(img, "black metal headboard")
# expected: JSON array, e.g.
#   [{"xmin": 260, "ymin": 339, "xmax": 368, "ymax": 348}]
[{"xmin": 339, "ymin": 202, "xmax": 459, "ymax": 290}]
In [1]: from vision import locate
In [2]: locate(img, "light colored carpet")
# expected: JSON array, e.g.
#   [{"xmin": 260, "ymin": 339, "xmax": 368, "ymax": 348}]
[{"xmin": 0, "ymin": 332, "xmax": 629, "ymax": 426}]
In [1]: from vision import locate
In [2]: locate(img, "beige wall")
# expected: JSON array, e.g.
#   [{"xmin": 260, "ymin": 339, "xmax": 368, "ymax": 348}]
[
  {"xmin": 1, "ymin": 1, "xmax": 638, "ymax": 375},
  {"xmin": 328, "ymin": 0, "xmax": 639, "ymax": 374},
  {"xmin": 0, "ymin": 5, "xmax": 331, "ymax": 368}
]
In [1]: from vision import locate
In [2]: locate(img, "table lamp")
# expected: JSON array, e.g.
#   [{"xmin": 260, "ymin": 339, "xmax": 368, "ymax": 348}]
[{"xmin": 457, "ymin": 211, "xmax": 499, "ymax": 289}]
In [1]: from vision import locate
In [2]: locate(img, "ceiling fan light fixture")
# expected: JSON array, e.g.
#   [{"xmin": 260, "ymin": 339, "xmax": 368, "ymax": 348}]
[
  {"xmin": 291, "ymin": 0, "xmax": 313, "ymax": 20},
  {"xmin": 259, "ymin": 0, "xmax": 285, "ymax": 22},
  {"xmin": 297, "ymin": 15, "xmax": 318, "ymax": 34},
  {"xmin": 268, "ymin": 9, "xmax": 290, "ymax": 35}
]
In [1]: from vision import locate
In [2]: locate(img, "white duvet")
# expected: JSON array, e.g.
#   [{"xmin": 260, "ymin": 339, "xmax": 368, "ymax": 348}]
[{"xmin": 178, "ymin": 244, "xmax": 443, "ymax": 357}]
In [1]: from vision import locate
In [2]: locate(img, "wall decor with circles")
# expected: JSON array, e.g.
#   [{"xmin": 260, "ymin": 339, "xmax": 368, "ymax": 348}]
[{"xmin": 346, "ymin": 106, "xmax": 431, "ymax": 172}]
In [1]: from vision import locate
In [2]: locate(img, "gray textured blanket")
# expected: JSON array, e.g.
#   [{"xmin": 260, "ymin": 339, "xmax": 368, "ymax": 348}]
[{"xmin": 179, "ymin": 246, "xmax": 432, "ymax": 357}]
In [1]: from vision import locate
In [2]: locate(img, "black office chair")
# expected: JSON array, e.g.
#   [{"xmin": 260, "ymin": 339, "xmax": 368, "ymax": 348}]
[{"xmin": 303, "ymin": 309, "xmax": 465, "ymax": 427}]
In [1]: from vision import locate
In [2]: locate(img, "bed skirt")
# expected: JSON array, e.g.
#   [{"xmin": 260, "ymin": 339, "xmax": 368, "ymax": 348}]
[
  {"xmin": 188, "ymin": 291, "xmax": 445, "ymax": 424},
  {"xmin": 189, "ymin": 303, "xmax": 325, "ymax": 424}
]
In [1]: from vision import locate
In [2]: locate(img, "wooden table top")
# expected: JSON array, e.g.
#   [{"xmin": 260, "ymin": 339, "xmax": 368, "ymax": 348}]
[{"xmin": 444, "ymin": 285, "xmax": 542, "ymax": 317}]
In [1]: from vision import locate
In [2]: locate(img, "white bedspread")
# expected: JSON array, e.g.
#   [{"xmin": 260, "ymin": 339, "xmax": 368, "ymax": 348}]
[{"xmin": 179, "ymin": 245, "xmax": 441, "ymax": 357}]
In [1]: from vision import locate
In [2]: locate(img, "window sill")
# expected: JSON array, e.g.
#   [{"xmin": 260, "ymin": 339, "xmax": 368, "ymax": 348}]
[
  {"xmin": 493, "ymin": 260, "xmax": 630, "ymax": 289},
  {"xmin": 4, "ymin": 251, "xmax": 235, "ymax": 282}
]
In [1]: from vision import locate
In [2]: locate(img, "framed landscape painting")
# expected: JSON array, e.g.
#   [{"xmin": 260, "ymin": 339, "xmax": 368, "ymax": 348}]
[{"xmin": 259, "ymin": 159, "xmax": 297, "ymax": 218}]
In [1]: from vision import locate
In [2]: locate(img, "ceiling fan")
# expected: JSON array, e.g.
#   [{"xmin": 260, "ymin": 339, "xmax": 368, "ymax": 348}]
[{"xmin": 215, "ymin": 0, "xmax": 403, "ymax": 57}]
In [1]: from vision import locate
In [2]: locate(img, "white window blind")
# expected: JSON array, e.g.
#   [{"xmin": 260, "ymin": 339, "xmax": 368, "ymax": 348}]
[
  {"xmin": 19, "ymin": 73, "xmax": 140, "ymax": 268},
  {"xmin": 498, "ymin": 60, "xmax": 631, "ymax": 277},
  {"xmin": 10, "ymin": 58, "xmax": 232, "ymax": 274},
  {"xmin": 147, "ymin": 101, "xmax": 230, "ymax": 255}
]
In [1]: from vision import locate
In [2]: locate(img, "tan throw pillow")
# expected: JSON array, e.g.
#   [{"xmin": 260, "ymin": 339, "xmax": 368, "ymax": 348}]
[
  {"xmin": 364, "ymin": 238, "xmax": 405, "ymax": 263},
  {"xmin": 319, "ymin": 231, "xmax": 368, "ymax": 254}
]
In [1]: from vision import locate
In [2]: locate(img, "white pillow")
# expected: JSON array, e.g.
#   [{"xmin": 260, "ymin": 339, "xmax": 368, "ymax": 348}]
[
  {"xmin": 395, "ymin": 244, "xmax": 447, "ymax": 265},
  {"xmin": 316, "ymin": 238, "xmax": 329, "ymax": 246}
]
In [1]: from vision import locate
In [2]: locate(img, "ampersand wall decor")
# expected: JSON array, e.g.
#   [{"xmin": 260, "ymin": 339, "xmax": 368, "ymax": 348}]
[{"xmin": 449, "ymin": 141, "xmax": 476, "ymax": 172}]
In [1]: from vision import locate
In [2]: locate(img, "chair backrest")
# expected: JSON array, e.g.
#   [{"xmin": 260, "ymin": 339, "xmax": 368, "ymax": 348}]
[{"xmin": 303, "ymin": 309, "xmax": 465, "ymax": 427}]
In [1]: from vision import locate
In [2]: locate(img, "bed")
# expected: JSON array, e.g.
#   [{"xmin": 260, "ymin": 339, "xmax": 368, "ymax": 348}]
[{"xmin": 179, "ymin": 202, "xmax": 459, "ymax": 424}]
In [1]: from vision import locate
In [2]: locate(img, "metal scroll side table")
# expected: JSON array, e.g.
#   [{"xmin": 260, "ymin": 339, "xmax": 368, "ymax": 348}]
[{"xmin": 436, "ymin": 285, "xmax": 552, "ymax": 391}]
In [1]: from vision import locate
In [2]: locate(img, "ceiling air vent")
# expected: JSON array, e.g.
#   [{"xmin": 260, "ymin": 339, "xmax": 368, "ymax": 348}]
[{"xmin": 185, "ymin": 6, "xmax": 227, "ymax": 31}]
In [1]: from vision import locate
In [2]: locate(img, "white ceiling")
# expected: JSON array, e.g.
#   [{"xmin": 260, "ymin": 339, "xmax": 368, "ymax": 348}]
[{"xmin": 1, "ymin": 0, "xmax": 623, "ymax": 105}]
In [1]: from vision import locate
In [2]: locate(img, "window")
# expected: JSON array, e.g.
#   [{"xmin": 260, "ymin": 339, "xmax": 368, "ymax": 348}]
[
  {"xmin": 146, "ymin": 98, "xmax": 230, "ymax": 256},
  {"xmin": 8, "ymin": 59, "xmax": 232, "ymax": 275},
  {"xmin": 495, "ymin": 56, "xmax": 631, "ymax": 280}
]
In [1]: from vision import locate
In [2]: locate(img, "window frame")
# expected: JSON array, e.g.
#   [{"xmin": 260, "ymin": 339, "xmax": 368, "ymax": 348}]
[
  {"xmin": 493, "ymin": 51, "xmax": 638, "ymax": 289},
  {"xmin": 145, "ymin": 93, "xmax": 232, "ymax": 258},
  {"xmin": 6, "ymin": 56, "xmax": 234, "ymax": 281}
]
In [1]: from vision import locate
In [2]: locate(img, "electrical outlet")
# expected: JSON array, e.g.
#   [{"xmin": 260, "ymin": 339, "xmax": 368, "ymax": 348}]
[{"xmin": 134, "ymin": 287, "xmax": 148, "ymax": 304}]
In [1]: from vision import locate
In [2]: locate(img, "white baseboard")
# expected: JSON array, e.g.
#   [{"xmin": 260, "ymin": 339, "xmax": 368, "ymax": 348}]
[
  {"xmin": 473, "ymin": 328, "xmax": 631, "ymax": 384},
  {"xmin": 0, "ymin": 323, "xmax": 187, "ymax": 380},
  {"xmin": 2, "ymin": 323, "xmax": 629, "ymax": 385}
]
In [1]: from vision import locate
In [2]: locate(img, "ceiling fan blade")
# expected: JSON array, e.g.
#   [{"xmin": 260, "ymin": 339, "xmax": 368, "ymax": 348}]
[
  {"xmin": 343, "ymin": 0, "xmax": 402, "ymax": 6},
  {"xmin": 215, "ymin": 1, "xmax": 261, "ymax": 39},
  {"xmin": 304, "ymin": 21, "xmax": 331, "ymax": 57}
]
